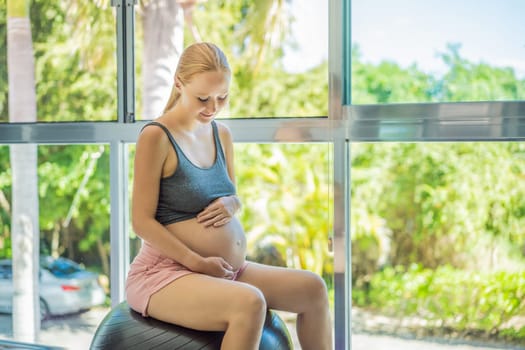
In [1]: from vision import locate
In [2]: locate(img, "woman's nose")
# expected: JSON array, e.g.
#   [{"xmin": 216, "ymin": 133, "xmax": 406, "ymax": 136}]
[{"xmin": 206, "ymin": 99, "xmax": 218, "ymax": 113}]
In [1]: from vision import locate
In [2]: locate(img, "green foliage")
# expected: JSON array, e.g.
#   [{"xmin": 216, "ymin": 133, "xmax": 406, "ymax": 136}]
[
  {"xmin": 0, "ymin": 147, "xmax": 11, "ymax": 257},
  {"xmin": 192, "ymin": 0, "xmax": 328, "ymax": 117},
  {"xmin": 38, "ymin": 145, "xmax": 110, "ymax": 257},
  {"xmin": 0, "ymin": 0, "xmax": 117, "ymax": 122},
  {"xmin": 439, "ymin": 43, "xmax": 525, "ymax": 102},
  {"xmin": 231, "ymin": 62, "xmax": 328, "ymax": 117},
  {"xmin": 351, "ymin": 43, "xmax": 525, "ymax": 104},
  {"xmin": 350, "ymin": 142, "xmax": 525, "ymax": 342},
  {"xmin": 2, "ymin": 0, "xmax": 525, "ymax": 339},
  {"xmin": 351, "ymin": 45, "xmax": 437, "ymax": 104},
  {"xmin": 29, "ymin": 0, "xmax": 116, "ymax": 122},
  {"xmin": 353, "ymin": 264, "xmax": 525, "ymax": 341},
  {"xmin": 351, "ymin": 142, "xmax": 525, "ymax": 272},
  {"xmin": 235, "ymin": 143, "xmax": 333, "ymax": 278},
  {"xmin": 0, "ymin": 144, "xmax": 109, "ymax": 262}
]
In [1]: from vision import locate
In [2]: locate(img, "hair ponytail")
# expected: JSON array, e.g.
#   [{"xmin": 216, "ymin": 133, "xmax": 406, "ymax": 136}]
[{"xmin": 163, "ymin": 84, "xmax": 180, "ymax": 114}]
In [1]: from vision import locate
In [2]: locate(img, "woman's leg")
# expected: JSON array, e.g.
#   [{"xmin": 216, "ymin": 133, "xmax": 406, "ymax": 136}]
[
  {"xmin": 237, "ymin": 262, "xmax": 333, "ymax": 350},
  {"xmin": 147, "ymin": 273, "xmax": 266, "ymax": 350}
]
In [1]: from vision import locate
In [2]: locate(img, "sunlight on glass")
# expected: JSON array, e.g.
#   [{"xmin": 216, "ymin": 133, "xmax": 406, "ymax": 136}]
[
  {"xmin": 351, "ymin": 0, "xmax": 525, "ymax": 103},
  {"xmin": 2, "ymin": 2, "xmax": 117, "ymax": 122},
  {"xmin": 134, "ymin": 0, "xmax": 329, "ymax": 119},
  {"xmin": 350, "ymin": 141, "xmax": 525, "ymax": 346}
]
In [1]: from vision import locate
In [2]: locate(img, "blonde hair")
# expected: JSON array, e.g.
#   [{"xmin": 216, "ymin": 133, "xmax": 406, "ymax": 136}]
[{"xmin": 163, "ymin": 42, "xmax": 231, "ymax": 114}]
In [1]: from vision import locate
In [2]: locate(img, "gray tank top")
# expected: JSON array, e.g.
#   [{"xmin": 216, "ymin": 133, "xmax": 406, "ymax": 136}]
[{"xmin": 144, "ymin": 121, "xmax": 236, "ymax": 225}]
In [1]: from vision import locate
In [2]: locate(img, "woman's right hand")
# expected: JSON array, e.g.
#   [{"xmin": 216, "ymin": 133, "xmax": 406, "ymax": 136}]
[{"xmin": 193, "ymin": 256, "xmax": 235, "ymax": 279}]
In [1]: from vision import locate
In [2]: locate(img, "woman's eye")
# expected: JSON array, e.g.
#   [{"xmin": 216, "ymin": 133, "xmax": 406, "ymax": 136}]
[{"xmin": 197, "ymin": 95, "xmax": 228, "ymax": 103}]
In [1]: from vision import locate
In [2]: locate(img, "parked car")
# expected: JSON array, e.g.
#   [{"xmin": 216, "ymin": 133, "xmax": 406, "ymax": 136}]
[{"xmin": 0, "ymin": 256, "xmax": 107, "ymax": 319}]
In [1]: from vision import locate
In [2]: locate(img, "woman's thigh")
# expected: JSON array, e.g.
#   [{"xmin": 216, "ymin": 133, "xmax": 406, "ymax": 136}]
[
  {"xmin": 237, "ymin": 262, "xmax": 328, "ymax": 313},
  {"xmin": 147, "ymin": 273, "xmax": 264, "ymax": 331}
]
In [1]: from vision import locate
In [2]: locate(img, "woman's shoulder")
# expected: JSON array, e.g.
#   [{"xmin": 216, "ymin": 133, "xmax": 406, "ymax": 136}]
[
  {"xmin": 214, "ymin": 120, "xmax": 233, "ymax": 140},
  {"xmin": 137, "ymin": 122, "xmax": 171, "ymax": 149},
  {"xmin": 140, "ymin": 118, "xmax": 171, "ymax": 135}
]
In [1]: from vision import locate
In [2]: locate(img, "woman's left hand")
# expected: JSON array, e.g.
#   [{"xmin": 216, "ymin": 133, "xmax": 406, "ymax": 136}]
[{"xmin": 197, "ymin": 195, "xmax": 240, "ymax": 227}]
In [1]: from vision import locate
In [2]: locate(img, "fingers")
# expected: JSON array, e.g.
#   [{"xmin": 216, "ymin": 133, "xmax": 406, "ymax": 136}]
[
  {"xmin": 197, "ymin": 210, "xmax": 232, "ymax": 227},
  {"xmin": 223, "ymin": 269, "xmax": 235, "ymax": 280},
  {"xmin": 216, "ymin": 259, "xmax": 234, "ymax": 279},
  {"xmin": 196, "ymin": 207, "xmax": 221, "ymax": 222},
  {"xmin": 199, "ymin": 217, "xmax": 224, "ymax": 227},
  {"xmin": 222, "ymin": 260, "xmax": 233, "ymax": 271},
  {"xmin": 196, "ymin": 197, "xmax": 237, "ymax": 227},
  {"xmin": 213, "ymin": 217, "xmax": 231, "ymax": 227},
  {"xmin": 220, "ymin": 259, "xmax": 234, "ymax": 279},
  {"xmin": 208, "ymin": 257, "xmax": 235, "ymax": 279}
]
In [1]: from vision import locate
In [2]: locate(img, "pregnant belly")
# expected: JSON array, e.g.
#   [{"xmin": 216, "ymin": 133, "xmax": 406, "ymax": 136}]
[{"xmin": 166, "ymin": 217, "xmax": 247, "ymax": 270}]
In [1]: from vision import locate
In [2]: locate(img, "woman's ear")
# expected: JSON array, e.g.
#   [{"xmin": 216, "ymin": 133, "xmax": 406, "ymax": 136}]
[{"xmin": 174, "ymin": 76, "xmax": 183, "ymax": 92}]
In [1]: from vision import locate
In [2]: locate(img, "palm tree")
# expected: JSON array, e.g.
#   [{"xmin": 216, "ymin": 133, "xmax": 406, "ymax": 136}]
[
  {"xmin": 234, "ymin": 0, "xmax": 290, "ymax": 75},
  {"xmin": 7, "ymin": 0, "xmax": 40, "ymax": 342},
  {"xmin": 139, "ymin": 0, "xmax": 186, "ymax": 119}
]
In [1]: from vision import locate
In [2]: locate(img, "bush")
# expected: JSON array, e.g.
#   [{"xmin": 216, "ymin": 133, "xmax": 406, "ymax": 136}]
[{"xmin": 353, "ymin": 264, "xmax": 525, "ymax": 342}]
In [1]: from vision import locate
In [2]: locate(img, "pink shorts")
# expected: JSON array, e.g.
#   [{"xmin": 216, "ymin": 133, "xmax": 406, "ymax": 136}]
[{"xmin": 125, "ymin": 242, "xmax": 248, "ymax": 317}]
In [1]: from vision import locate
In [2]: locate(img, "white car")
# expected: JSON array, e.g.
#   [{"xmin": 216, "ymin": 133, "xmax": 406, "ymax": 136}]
[{"xmin": 0, "ymin": 256, "xmax": 107, "ymax": 319}]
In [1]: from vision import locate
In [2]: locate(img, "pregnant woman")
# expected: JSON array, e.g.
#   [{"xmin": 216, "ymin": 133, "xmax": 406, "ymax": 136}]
[{"xmin": 126, "ymin": 42, "xmax": 333, "ymax": 350}]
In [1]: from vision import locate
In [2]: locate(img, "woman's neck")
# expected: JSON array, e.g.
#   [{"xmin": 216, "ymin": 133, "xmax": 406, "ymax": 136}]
[{"xmin": 163, "ymin": 104, "xmax": 201, "ymax": 132}]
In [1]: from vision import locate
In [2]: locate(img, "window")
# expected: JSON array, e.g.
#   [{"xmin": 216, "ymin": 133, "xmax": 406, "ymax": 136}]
[
  {"xmin": 351, "ymin": 0, "xmax": 525, "ymax": 104},
  {"xmin": 1, "ymin": 0, "xmax": 524, "ymax": 349},
  {"xmin": 134, "ymin": 1, "xmax": 329, "ymax": 119},
  {"xmin": 1, "ymin": 1, "xmax": 117, "ymax": 122}
]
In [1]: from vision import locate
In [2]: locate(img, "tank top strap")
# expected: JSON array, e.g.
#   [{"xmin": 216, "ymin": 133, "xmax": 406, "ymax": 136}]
[
  {"xmin": 142, "ymin": 121, "xmax": 185, "ymax": 159},
  {"xmin": 211, "ymin": 121, "xmax": 226, "ymax": 163}
]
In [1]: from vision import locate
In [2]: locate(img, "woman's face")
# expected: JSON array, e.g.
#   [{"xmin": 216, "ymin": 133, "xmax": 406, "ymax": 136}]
[{"xmin": 177, "ymin": 70, "xmax": 230, "ymax": 122}]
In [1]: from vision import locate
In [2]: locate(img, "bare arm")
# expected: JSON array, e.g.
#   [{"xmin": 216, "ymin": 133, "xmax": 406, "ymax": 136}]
[
  {"xmin": 221, "ymin": 122, "xmax": 242, "ymax": 212},
  {"xmin": 219, "ymin": 123, "xmax": 237, "ymax": 184}
]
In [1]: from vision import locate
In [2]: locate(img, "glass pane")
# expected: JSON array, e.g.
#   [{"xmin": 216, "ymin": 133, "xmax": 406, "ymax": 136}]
[
  {"xmin": 235, "ymin": 143, "xmax": 333, "ymax": 272},
  {"xmin": 1, "ymin": 1, "xmax": 117, "ymax": 122},
  {"xmin": 350, "ymin": 141, "xmax": 525, "ymax": 348},
  {"xmin": 236, "ymin": 143, "xmax": 334, "ymax": 346},
  {"xmin": 351, "ymin": 0, "xmax": 525, "ymax": 104},
  {"xmin": 0, "ymin": 144, "xmax": 110, "ymax": 347},
  {"xmin": 135, "ymin": 0, "xmax": 328, "ymax": 119}
]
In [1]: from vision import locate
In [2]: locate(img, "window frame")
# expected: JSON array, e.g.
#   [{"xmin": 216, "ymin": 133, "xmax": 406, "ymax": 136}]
[{"xmin": 1, "ymin": 1, "xmax": 525, "ymax": 349}]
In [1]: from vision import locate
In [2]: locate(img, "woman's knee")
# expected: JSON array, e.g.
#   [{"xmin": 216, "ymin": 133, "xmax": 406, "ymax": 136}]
[
  {"xmin": 304, "ymin": 272, "xmax": 329, "ymax": 305},
  {"xmin": 231, "ymin": 284, "xmax": 267, "ymax": 320}
]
